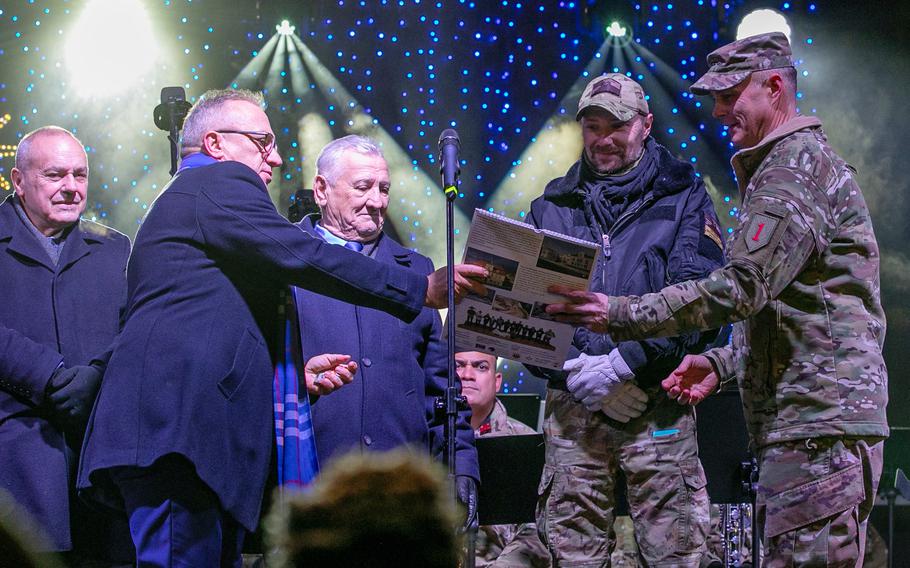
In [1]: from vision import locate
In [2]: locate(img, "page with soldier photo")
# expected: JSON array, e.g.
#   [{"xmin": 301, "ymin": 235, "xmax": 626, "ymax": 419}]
[{"xmin": 451, "ymin": 209, "xmax": 598, "ymax": 370}]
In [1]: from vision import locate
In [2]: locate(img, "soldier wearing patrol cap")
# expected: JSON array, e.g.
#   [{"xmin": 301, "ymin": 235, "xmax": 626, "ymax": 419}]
[
  {"xmin": 545, "ymin": 32, "xmax": 888, "ymax": 567},
  {"xmin": 526, "ymin": 72, "xmax": 726, "ymax": 567}
]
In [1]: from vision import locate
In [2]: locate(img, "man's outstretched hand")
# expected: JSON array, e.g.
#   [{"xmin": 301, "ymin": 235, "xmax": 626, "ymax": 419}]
[
  {"xmin": 661, "ymin": 354, "xmax": 718, "ymax": 406},
  {"xmin": 303, "ymin": 353, "xmax": 358, "ymax": 396},
  {"xmin": 544, "ymin": 285, "xmax": 611, "ymax": 333},
  {"xmin": 425, "ymin": 264, "xmax": 488, "ymax": 309}
]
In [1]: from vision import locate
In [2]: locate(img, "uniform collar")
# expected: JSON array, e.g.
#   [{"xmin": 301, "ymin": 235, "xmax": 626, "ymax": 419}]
[
  {"xmin": 731, "ymin": 115, "xmax": 823, "ymax": 195},
  {"xmin": 474, "ymin": 399, "xmax": 509, "ymax": 436}
]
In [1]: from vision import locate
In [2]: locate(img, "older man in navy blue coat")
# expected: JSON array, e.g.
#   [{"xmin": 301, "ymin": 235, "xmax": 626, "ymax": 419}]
[
  {"xmin": 76, "ymin": 90, "xmax": 486, "ymax": 567},
  {"xmin": 0, "ymin": 126, "xmax": 131, "ymax": 561},
  {"xmin": 293, "ymin": 135, "xmax": 479, "ymax": 527}
]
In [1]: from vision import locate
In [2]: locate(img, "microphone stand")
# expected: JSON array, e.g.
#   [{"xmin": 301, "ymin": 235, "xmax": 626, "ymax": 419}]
[
  {"xmin": 437, "ymin": 144, "xmax": 475, "ymax": 568},
  {"xmin": 445, "ymin": 173, "xmax": 457, "ymax": 498}
]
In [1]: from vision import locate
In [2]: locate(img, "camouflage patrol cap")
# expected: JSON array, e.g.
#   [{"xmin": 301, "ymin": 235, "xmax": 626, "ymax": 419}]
[
  {"xmin": 690, "ymin": 32, "xmax": 793, "ymax": 95},
  {"xmin": 576, "ymin": 73, "xmax": 649, "ymax": 122}
]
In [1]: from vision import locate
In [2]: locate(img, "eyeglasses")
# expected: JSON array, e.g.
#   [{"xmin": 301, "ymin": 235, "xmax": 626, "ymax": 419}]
[{"xmin": 216, "ymin": 130, "xmax": 276, "ymax": 156}]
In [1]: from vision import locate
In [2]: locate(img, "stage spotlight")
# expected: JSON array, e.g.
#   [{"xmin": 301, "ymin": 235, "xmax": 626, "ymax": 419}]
[
  {"xmin": 276, "ymin": 20, "xmax": 296, "ymax": 36},
  {"xmin": 606, "ymin": 21, "xmax": 627, "ymax": 38},
  {"xmin": 65, "ymin": 0, "xmax": 158, "ymax": 97},
  {"xmin": 736, "ymin": 9, "xmax": 792, "ymax": 42}
]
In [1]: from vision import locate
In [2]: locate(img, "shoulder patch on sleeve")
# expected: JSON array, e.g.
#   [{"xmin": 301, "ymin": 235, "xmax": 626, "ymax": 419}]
[
  {"xmin": 703, "ymin": 212, "xmax": 723, "ymax": 250},
  {"xmin": 744, "ymin": 212, "xmax": 780, "ymax": 253}
]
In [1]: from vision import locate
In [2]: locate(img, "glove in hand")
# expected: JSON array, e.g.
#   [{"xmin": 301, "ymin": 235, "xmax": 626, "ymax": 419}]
[
  {"xmin": 601, "ymin": 381, "xmax": 649, "ymax": 423},
  {"xmin": 563, "ymin": 353, "xmax": 624, "ymax": 411},
  {"xmin": 47, "ymin": 364, "xmax": 103, "ymax": 423},
  {"xmin": 455, "ymin": 475, "xmax": 479, "ymax": 534}
]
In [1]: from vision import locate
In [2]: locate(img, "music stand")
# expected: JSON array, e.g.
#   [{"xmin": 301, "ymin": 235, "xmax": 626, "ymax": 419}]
[
  {"xmin": 475, "ymin": 434, "xmax": 545, "ymax": 525},
  {"xmin": 498, "ymin": 393, "xmax": 543, "ymax": 432},
  {"xmin": 695, "ymin": 390, "xmax": 753, "ymax": 503},
  {"xmin": 696, "ymin": 389, "xmax": 756, "ymax": 567}
]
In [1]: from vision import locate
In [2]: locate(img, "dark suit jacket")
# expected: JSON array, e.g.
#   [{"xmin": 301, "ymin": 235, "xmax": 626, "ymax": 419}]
[
  {"xmin": 77, "ymin": 161, "xmax": 428, "ymax": 532},
  {"xmin": 295, "ymin": 216, "xmax": 478, "ymax": 480},
  {"xmin": 0, "ymin": 195, "xmax": 130, "ymax": 551}
]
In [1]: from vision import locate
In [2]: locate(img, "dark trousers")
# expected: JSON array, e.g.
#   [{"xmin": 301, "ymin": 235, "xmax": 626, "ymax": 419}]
[{"xmin": 110, "ymin": 456, "xmax": 246, "ymax": 568}]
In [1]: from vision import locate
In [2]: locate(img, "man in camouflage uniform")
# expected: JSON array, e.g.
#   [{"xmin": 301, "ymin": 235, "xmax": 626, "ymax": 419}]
[
  {"xmin": 527, "ymin": 73, "xmax": 725, "ymax": 567},
  {"xmin": 546, "ymin": 32, "xmax": 888, "ymax": 566},
  {"xmin": 457, "ymin": 350, "xmax": 550, "ymax": 568}
]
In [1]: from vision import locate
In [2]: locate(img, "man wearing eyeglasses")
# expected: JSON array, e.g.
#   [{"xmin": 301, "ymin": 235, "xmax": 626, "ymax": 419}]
[{"xmin": 76, "ymin": 89, "xmax": 488, "ymax": 567}]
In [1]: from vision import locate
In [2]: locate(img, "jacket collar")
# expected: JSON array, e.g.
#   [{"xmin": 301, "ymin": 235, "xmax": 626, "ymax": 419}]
[
  {"xmin": 0, "ymin": 194, "xmax": 98, "ymax": 271},
  {"xmin": 297, "ymin": 214, "xmax": 409, "ymax": 267},
  {"xmin": 731, "ymin": 115, "xmax": 823, "ymax": 195},
  {"xmin": 543, "ymin": 137, "xmax": 696, "ymax": 203}
]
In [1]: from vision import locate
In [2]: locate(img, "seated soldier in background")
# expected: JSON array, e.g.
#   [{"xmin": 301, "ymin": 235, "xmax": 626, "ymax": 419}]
[{"xmin": 456, "ymin": 350, "xmax": 550, "ymax": 568}]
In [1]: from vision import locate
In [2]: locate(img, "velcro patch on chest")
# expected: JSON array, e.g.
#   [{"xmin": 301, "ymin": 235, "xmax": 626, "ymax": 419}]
[
  {"xmin": 639, "ymin": 205, "xmax": 676, "ymax": 222},
  {"xmin": 744, "ymin": 212, "xmax": 780, "ymax": 253}
]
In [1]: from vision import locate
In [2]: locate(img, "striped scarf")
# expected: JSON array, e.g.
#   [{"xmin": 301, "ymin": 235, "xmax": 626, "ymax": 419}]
[{"xmin": 273, "ymin": 290, "xmax": 319, "ymax": 489}]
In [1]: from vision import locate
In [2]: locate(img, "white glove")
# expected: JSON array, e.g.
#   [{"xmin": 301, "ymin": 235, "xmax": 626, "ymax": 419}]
[
  {"xmin": 563, "ymin": 353, "xmax": 623, "ymax": 412},
  {"xmin": 601, "ymin": 381, "xmax": 649, "ymax": 423}
]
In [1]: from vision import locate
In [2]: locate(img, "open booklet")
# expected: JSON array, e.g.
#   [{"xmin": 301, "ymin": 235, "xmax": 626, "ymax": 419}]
[{"xmin": 450, "ymin": 209, "xmax": 599, "ymax": 370}]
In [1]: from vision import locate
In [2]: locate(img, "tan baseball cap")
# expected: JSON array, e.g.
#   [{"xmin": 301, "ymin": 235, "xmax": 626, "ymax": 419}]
[
  {"xmin": 690, "ymin": 31, "xmax": 793, "ymax": 95},
  {"xmin": 576, "ymin": 73, "xmax": 649, "ymax": 122}
]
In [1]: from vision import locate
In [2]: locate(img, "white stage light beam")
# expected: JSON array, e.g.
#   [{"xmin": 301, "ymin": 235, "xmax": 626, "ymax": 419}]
[
  {"xmin": 736, "ymin": 9, "xmax": 792, "ymax": 42},
  {"xmin": 65, "ymin": 0, "xmax": 158, "ymax": 97}
]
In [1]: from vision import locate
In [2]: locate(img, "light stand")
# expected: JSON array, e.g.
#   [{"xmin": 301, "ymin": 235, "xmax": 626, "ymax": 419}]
[{"xmin": 153, "ymin": 86, "xmax": 192, "ymax": 176}]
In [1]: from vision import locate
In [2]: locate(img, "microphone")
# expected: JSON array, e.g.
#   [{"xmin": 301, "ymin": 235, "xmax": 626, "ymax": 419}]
[{"xmin": 438, "ymin": 129, "xmax": 461, "ymax": 199}]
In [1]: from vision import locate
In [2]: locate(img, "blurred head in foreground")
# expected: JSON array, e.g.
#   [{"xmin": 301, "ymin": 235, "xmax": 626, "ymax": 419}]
[{"xmin": 267, "ymin": 450, "xmax": 460, "ymax": 567}]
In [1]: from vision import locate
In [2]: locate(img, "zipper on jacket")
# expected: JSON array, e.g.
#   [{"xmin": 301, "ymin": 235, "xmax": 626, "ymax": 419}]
[
  {"xmin": 594, "ymin": 195, "xmax": 655, "ymax": 293},
  {"xmin": 600, "ymin": 195, "xmax": 655, "ymax": 260}
]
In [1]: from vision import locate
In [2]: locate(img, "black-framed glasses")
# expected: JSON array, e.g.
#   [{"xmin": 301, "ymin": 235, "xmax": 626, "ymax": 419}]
[{"xmin": 216, "ymin": 130, "xmax": 276, "ymax": 155}]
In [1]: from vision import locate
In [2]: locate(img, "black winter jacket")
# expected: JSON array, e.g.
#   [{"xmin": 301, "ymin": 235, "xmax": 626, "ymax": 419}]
[{"xmin": 527, "ymin": 138, "xmax": 726, "ymax": 389}]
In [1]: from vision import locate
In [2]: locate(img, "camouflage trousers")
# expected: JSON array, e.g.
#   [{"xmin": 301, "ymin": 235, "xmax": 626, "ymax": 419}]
[
  {"xmin": 755, "ymin": 437, "xmax": 883, "ymax": 567},
  {"xmin": 615, "ymin": 505, "xmax": 755, "ymax": 568},
  {"xmin": 536, "ymin": 389, "xmax": 710, "ymax": 567},
  {"xmin": 475, "ymin": 522, "xmax": 551, "ymax": 568}
]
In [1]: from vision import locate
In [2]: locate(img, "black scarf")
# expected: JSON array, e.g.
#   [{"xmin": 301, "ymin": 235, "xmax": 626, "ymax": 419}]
[{"xmin": 580, "ymin": 137, "xmax": 660, "ymax": 233}]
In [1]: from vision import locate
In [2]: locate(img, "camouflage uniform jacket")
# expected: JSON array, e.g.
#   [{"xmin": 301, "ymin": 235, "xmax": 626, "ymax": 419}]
[
  {"xmin": 476, "ymin": 399, "xmax": 538, "ymax": 439},
  {"xmin": 474, "ymin": 400, "xmax": 548, "ymax": 567},
  {"xmin": 606, "ymin": 116, "xmax": 888, "ymax": 447}
]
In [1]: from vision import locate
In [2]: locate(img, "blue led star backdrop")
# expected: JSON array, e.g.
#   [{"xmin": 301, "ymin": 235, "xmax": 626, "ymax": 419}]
[{"xmin": 0, "ymin": 0, "xmax": 849, "ymax": 394}]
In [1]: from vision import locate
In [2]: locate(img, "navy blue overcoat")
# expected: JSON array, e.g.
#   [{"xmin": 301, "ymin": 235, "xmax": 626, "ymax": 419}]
[
  {"xmin": 0, "ymin": 195, "xmax": 130, "ymax": 550},
  {"xmin": 295, "ymin": 216, "xmax": 478, "ymax": 480},
  {"xmin": 77, "ymin": 161, "xmax": 426, "ymax": 531}
]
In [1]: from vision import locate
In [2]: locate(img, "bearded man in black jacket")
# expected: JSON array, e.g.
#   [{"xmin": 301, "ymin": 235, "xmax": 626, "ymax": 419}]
[{"xmin": 527, "ymin": 74, "xmax": 725, "ymax": 567}]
